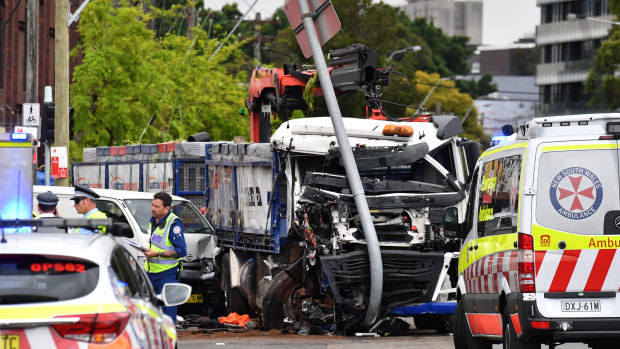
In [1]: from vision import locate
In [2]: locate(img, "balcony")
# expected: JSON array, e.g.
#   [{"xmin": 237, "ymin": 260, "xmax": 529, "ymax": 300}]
[
  {"xmin": 536, "ymin": 16, "xmax": 612, "ymax": 45},
  {"xmin": 536, "ymin": 60, "xmax": 592, "ymax": 85}
]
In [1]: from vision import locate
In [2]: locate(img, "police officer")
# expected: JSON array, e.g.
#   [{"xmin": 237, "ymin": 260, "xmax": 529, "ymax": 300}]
[
  {"xmin": 142, "ymin": 191, "xmax": 187, "ymax": 324},
  {"xmin": 71, "ymin": 186, "xmax": 107, "ymax": 234},
  {"xmin": 36, "ymin": 191, "xmax": 60, "ymax": 218}
]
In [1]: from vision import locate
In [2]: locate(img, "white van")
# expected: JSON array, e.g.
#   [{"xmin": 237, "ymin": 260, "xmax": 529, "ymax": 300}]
[
  {"xmin": 444, "ymin": 114, "xmax": 620, "ymax": 349},
  {"xmin": 33, "ymin": 185, "xmax": 223, "ymax": 317}
]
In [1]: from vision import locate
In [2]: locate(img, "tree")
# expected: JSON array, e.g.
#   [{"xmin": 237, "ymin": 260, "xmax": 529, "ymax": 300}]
[
  {"xmin": 456, "ymin": 74, "xmax": 498, "ymax": 99},
  {"xmin": 585, "ymin": 0, "xmax": 620, "ymax": 109},
  {"xmin": 255, "ymin": 0, "xmax": 486, "ymax": 144},
  {"xmin": 401, "ymin": 17, "xmax": 474, "ymax": 77},
  {"xmin": 413, "ymin": 72, "xmax": 488, "ymax": 143},
  {"xmin": 70, "ymin": 0, "xmax": 249, "ymax": 160}
]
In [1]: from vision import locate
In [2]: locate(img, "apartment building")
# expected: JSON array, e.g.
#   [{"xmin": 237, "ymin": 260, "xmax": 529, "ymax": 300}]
[
  {"xmin": 401, "ymin": 0, "xmax": 483, "ymax": 46},
  {"xmin": 536, "ymin": 0, "xmax": 611, "ymax": 115}
]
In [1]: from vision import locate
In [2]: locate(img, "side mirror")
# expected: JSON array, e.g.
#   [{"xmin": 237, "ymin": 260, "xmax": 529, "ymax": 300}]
[
  {"xmin": 443, "ymin": 207, "xmax": 462, "ymax": 239},
  {"xmin": 157, "ymin": 283, "xmax": 192, "ymax": 307},
  {"xmin": 109, "ymin": 222, "xmax": 133, "ymax": 238}
]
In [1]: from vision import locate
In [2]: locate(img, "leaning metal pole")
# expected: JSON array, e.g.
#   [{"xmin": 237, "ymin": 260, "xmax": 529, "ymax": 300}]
[{"xmin": 296, "ymin": 0, "xmax": 383, "ymax": 329}]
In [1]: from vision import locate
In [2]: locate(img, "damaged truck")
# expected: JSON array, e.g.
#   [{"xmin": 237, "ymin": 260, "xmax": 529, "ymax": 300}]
[{"xmin": 207, "ymin": 44, "xmax": 481, "ymax": 333}]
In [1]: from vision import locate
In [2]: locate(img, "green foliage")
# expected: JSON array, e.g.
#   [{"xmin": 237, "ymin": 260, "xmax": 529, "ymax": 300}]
[
  {"xmin": 456, "ymin": 74, "xmax": 498, "ymax": 99},
  {"xmin": 585, "ymin": 0, "xmax": 620, "ymax": 109},
  {"xmin": 402, "ymin": 17, "xmax": 474, "ymax": 77},
  {"xmin": 70, "ymin": 0, "xmax": 249, "ymax": 159},
  {"xmin": 586, "ymin": 25, "xmax": 620, "ymax": 109},
  {"xmin": 303, "ymin": 72, "xmax": 318, "ymax": 111},
  {"xmin": 414, "ymin": 72, "xmax": 488, "ymax": 143}
]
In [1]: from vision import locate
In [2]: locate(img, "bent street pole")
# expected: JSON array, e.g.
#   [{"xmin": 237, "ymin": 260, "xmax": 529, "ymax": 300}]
[
  {"xmin": 55, "ymin": 0, "xmax": 69, "ymax": 186},
  {"xmin": 296, "ymin": 0, "xmax": 383, "ymax": 329}
]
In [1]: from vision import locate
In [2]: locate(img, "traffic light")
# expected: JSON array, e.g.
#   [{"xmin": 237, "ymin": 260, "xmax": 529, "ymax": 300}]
[
  {"xmin": 40, "ymin": 104, "xmax": 74, "ymax": 143},
  {"xmin": 41, "ymin": 103, "xmax": 54, "ymax": 143}
]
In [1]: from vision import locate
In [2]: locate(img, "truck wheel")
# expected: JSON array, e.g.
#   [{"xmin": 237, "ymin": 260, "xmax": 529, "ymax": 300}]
[
  {"xmin": 453, "ymin": 301, "xmax": 491, "ymax": 349},
  {"xmin": 261, "ymin": 269, "xmax": 303, "ymax": 330},
  {"xmin": 503, "ymin": 309, "xmax": 540, "ymax": 349},
  {"xmin": 221, "ymin": 253, "xmax": 251, "ymax": 315}
]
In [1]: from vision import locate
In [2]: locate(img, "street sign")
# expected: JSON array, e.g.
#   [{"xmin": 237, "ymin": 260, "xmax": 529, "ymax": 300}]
[
  {"xmin": 284, "ymin": 0, "xmax": 341, "ymax": 58},
  {"xmin": 51, "ymin": 146, "xmax": 68, "ymax": 179},
  {"xmin": 23, "ymin": 103, "xmax": 40, "ymax": 126},
  {"xmin": 14, "ymin": 126, "xmax": 39, "ymax": 140}
]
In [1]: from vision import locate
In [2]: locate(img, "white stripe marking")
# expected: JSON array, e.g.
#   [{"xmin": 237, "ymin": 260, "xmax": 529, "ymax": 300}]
[
  {"xmin": 535, "ymin": 249, "xmax": 564, "ymax": 293},
  {"xmin": 566, "ymin": 249, "xmax": 596, "ymax": 292}
]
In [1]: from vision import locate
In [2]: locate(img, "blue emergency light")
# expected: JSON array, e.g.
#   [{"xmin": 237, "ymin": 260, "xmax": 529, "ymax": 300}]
[
  {"xmin": 10, "ymin": 132, "xmax": 29, "ymax": 141},
  {"xmin": 491, "ymin": 135, "xmax": 507, "ymax": 146}
]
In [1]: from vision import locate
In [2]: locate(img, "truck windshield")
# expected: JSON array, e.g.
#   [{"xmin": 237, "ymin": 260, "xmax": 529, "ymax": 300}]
[{"xmin": 123, "ymin": 199, "xmax": 214, "ymax": 235}]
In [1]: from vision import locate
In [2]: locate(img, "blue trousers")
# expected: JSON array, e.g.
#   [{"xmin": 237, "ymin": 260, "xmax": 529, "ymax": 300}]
[{"xmin": 147, "ymin": 267, "xmax": 178, "ymax": 324}]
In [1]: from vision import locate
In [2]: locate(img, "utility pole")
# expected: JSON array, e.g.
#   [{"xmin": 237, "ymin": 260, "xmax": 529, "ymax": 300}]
[
  {"xmin": 55, "ymin": 0, "xmax": 70, "ymax": 186},
  {"xmin": 26, "ymin": 0, "xmax": 39, "ymax": 183},
  {"xmin": 26, "ymin": 0, "xmax": 39, "ymax": 104},
  {"xmin": 186, "ymin": 4, "xmax": 196, "ymax": 39},
  {"xmin": 253, "ymin": 13, "xmax": 262, "ymax": 64}
]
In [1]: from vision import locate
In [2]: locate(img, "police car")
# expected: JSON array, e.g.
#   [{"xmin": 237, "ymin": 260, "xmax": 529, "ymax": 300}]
[
  {"xmin": 0, "ymin": 220, "xmax": 190, "ymax": 348},
  {"xmin": 444, "ymin": 114, "xmax": 620, "ymax": 349}
]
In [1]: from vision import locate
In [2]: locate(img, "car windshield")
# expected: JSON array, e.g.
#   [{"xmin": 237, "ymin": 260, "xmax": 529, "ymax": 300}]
[
  {"xmin": 0, "ymin": 254, "xmax": 99, "ymax": 304},
  {"xmin": 123, "ymin": 199, "xmax": 214, "ymax": 235}
]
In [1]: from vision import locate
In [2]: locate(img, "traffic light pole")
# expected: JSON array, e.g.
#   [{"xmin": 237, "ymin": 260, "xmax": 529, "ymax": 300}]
[
  {"xmin": 44, "ymin": 142, "xmax": 51, "ymax": 185},
  {"xmin": 55, "ymin": 0, "xmax": 70, "ymax": 186}
]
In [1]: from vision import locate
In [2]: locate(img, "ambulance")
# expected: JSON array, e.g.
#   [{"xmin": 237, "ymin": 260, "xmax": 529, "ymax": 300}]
[{"xmin": 444, "ymin": 114, "xmax": 620, "ymax": 349}]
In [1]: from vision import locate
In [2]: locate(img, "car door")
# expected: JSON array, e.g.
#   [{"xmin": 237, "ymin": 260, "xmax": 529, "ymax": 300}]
[
  {"xmin": 533, "ymin": 139, "xmax": 620, "ymax": 319},
  {"xmin": 110, "ymin": 247, "xmax": 172, "ymax": 349}
]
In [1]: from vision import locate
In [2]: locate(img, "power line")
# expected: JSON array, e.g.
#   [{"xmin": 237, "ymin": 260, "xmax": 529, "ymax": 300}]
[{"xmin": 1, "ymin": 0, "xmax": 23, "ymax": 32}]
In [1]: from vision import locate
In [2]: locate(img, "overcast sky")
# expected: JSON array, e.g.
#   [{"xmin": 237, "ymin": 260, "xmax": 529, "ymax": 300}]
[{"xmin": 203, "ymin": 0, "xmax": 540, "ymax": 47}]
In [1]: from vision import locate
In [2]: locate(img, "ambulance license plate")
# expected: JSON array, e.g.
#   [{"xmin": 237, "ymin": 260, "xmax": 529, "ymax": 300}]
[
  {"xmin": 561, "ymin": 300, "xmax": 601, "ymax": 312},
  {"xmin": 0, "ymin": 334, "xmax": 19, "ymax": 349},
  {"xmin": 187, "ymin": 294, "xmax": 203, "ymax": 303}
]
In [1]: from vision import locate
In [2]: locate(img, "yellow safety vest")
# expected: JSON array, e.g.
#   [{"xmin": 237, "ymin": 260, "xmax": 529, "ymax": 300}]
[
  {"xmin": 145, "ymin": 213, "xmax": 181, "ymax": 273},
  {"xmin": 75, "ymin": 209, "xmax": 107, "ymax": 234}
]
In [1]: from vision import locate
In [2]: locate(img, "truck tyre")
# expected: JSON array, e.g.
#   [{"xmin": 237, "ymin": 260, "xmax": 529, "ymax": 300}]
[
  {"xmin": 453, "ymin": 301, "xmax": 491, "ymax": 349},
  {"xmin": 261, "ymin": 269, "xmax": 302, "ymax": 330},
  {"xmin": 221, "ymin": 253, "xmax": 251, "ymax": 315},
  {"xmin": 503, "ymin": 308, "xmax": 540, "ymax": 349}
]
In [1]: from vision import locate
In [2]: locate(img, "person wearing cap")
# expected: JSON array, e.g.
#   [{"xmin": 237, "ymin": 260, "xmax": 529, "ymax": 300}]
[
  {"xmin": 36, "ymin": 191, "xmax": 61, "ymax": 218},
  {"xmin": 142, "ymin": 191, "xmax": 187, "ymax": 324},
  {"xmin": 71, "ymin": 186, "xmax": 107, "ymax": 234}
]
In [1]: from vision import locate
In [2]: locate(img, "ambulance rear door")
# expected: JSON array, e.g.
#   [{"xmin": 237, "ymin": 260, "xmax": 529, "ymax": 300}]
[{"xmin": 532, "ymin": 139, "xmax": 620, "ymax": 319}]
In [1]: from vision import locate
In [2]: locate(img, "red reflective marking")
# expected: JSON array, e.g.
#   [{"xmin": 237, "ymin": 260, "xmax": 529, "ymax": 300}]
[
  {"xmin": 466, "ymin": 313, "xmax": 479, "ymax": 334},
  {"xmin": 476, "ymin": 313, "xmax": 503, "ymax": 336},
  {"xmin": 535, "ymin": 250, "xmax": 546, "ymax": 278},
  {"xmin": 584, "ymin": 249, "xmax": 616, "ymax": 292},
  {"xmin": 531, "ymin": 321, "xmax": 550, "ymax": 329},
  {"xmin": 510, "ymin": 250, "xmax": 518, "ymax": 271},
  {"xmin": 548, "ymin": 250, "xmax": 581, "ymax": 292},
  {"xmin": 510, "ymin": 313, "xmax": 522, "ymax": 336}
]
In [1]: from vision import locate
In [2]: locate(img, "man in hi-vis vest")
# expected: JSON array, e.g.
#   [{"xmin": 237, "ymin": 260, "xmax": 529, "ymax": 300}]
[
  {"xmin": 71, "ymin": 186, "xmax": 107, "ymax": 234},
  {"xmin": 142, "ymin": 191, "xmax": 187, "ymax": 324}
]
